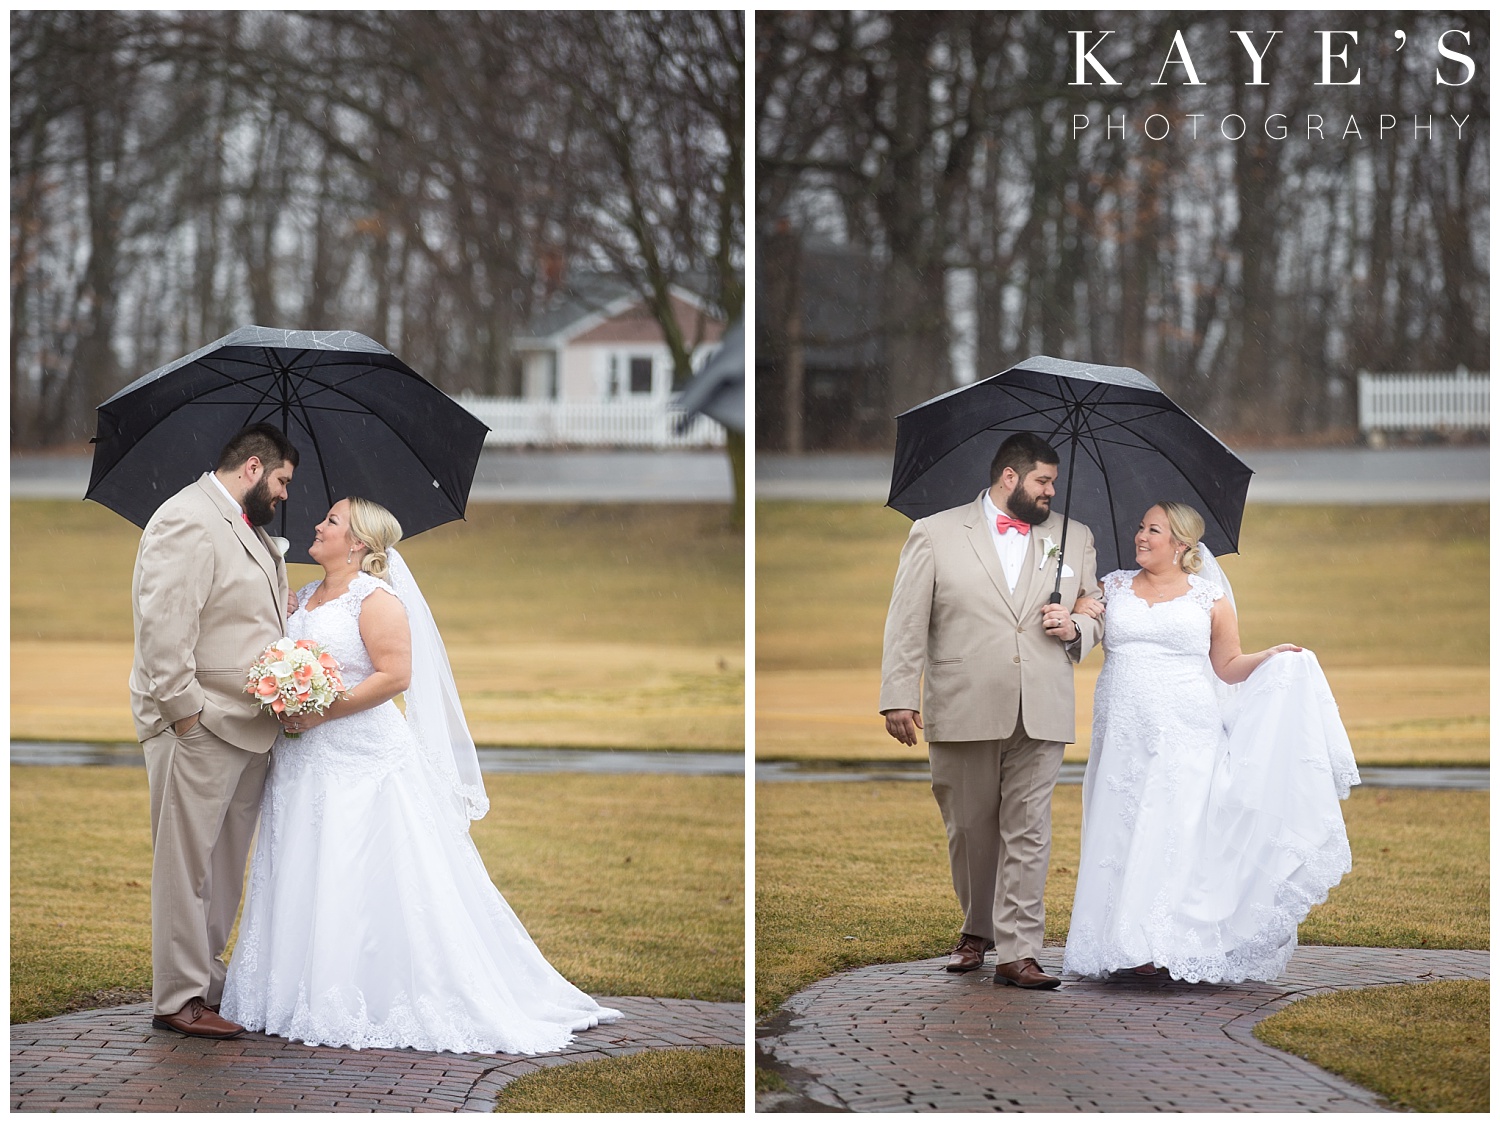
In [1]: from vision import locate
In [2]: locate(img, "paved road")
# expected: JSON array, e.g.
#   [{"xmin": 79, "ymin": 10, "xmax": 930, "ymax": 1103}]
[
  {"xmin": 754, "ymin": 761, "xmax": 1487, "ymax": 790},
  {"xmin": 11, "ymin": 449, "xmax": 736, "ymax": 503},
  {"xmin": 757, "ymin": 946, "xmax": 1487, "ymax": 1112},
  {"xmin": 12, "ymin": 996, "xmax": 744, "ymax": 1112},
  {"xmin": 16, "ymin": 445, "xmax": 1487, "ymax": 504},
  {"xmin": 757, "ymin": 446, "xmax": 1489, "ymax": 504},
  {"xmin": 11, "ymin": 742, "xmax": 744, "ymax": 775}
]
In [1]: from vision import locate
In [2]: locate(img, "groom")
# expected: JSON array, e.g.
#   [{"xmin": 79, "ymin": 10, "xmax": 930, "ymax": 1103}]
[
  {"xmin": 131, "ymin": 422, "xmax": 297, "ymax": 1038},
  {"xmin": 880, "ymin": 432, "xmax": 1101, "ymax": 990}
]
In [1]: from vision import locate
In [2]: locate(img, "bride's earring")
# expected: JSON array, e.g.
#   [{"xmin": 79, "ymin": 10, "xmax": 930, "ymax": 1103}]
[{"xmin": 347, "ymin": 548, "xmax": 355, "ymax": 564}]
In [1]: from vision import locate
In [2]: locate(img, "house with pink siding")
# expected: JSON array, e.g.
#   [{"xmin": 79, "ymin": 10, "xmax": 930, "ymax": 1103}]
[{"xmin": 514, "ymin": 276, "xmax": 725, "ymax": 403}]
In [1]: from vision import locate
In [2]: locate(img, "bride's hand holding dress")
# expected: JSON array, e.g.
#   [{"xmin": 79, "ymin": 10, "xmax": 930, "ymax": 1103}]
[{"xmin": 1206, "ymin": 596, "xmax": 1301, "ymax": 685}]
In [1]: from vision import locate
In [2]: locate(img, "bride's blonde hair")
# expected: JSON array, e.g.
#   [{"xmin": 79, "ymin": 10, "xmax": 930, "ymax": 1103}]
[
  {"xmin": 345, "ymin": 496, "xmax": 403, "ymax": 581},
  {"xmin": 1155, "ymin": 501, "xmax": 1205, "ymax": 575}
]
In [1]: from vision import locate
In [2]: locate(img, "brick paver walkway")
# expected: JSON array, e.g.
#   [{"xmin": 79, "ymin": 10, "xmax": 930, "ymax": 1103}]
[
  {"xmin": 758, "ymin": 947, "xmax": 1488, "ymax": 1112},
  {"xmin": 12, "ymin": 995, "xmax": 745, "ymax": 1112}
]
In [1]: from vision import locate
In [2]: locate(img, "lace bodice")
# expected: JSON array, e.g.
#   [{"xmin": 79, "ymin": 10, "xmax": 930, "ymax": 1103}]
[
  {"xmin": 289, "ymin": 573, "xmax": 402, "ymax": 690},
  {"xmin": 1099, "ymin": 569, "xmax": 1222, "ymax": 660},
  {"xmin": 276, "ymin": 572, "xmax": 411, "ymax": 777}
]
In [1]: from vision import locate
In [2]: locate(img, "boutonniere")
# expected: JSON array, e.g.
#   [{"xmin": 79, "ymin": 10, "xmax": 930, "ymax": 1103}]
[
  {"xmin": 1038, "ymin": 535, "xmax": 1060, "ymax": 569},
  {"xmin": 269, "ymin": 536, "xmax": 290, "ymax": 558},
  {"xmin": 1039, "ymin": 534, "xmax": 1075, "ymax": 577}
]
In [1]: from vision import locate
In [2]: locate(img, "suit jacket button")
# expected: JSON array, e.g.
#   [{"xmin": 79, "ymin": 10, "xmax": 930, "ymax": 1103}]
[{"xmin": 1013, "ymin": 655, "xmax": 1021, "ymax": 663}]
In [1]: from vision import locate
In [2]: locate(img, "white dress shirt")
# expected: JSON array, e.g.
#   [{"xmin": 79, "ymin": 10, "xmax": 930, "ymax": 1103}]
[
  {"xmin": 982, "ymin": 490, "xmax": 1030, "ymax": 593},
  {"xmin": 209, "ymin": 472, "xmax": 244, "ymax": 517}
]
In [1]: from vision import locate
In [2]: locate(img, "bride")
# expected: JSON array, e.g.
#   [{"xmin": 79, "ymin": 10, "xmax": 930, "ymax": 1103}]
[
  {"xmin": 221, "ymin": 496, "xmax": 621, "ymax": 1053},
  {"xmin": 1062, "ymin": 501, "xmax": 1360, "ymax": 984}
]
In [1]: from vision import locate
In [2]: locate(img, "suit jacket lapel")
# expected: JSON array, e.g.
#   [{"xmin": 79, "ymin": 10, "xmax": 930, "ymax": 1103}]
[{"xmin": 964, "ymin": 494, "xmax": 1020, "ymax": 618}]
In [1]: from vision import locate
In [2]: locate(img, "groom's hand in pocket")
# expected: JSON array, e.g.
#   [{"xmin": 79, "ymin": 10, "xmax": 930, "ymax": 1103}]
[{"xmin": 173, "ymin": 712, "xmax": 201, "ymax": 737}]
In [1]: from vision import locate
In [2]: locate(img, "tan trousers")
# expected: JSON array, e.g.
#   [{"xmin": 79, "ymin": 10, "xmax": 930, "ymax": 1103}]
[
  {"xmin": 142, "ymin": 722, "xmax": 269, "ymax": 1015},
  {"xmin": 929, "ymin": 729, "xmax": 1065, "ymax": 963}
]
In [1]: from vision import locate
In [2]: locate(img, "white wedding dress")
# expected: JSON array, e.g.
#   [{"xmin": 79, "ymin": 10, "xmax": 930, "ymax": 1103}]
[
  {"xmin": 1063, "ymin": 569, "xmax": 1360, "ymax": 984},
  {"xmin": 221, "ymin": 572, "xmax": 621, "ymax": 1053}
]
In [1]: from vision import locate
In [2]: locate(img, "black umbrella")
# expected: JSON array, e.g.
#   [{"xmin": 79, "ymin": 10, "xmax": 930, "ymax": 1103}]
[
  {"xmin": 86, "ymin": 325, "xmax": 490, "ymax": 564},
  {"xmin": 887, "ymin": 355, "xmax": 1254, "ymax": 588},
  {"xmin": 672, "ymin": 319, "xmax": 744, "ymax": 435}
]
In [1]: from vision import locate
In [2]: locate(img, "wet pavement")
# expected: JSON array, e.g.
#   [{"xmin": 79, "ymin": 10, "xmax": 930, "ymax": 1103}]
[
  {"xmin": 758, "ymin": 946, "xmax": 1487, "ymax": 1112},
  {"xmin": 757, "ymin": 446, "xmax": 1489, "ymax": 504},
  {"xmin": 11, "ymin": 449, "xmax": 736, "ymax": 503},
  {"xmin": 755, "ymin": 759, "xmax": 1487, "ymax": 790},
  {"xmin": 11, "ymin": 742, "xmax": 743, "ymax": 776},
  {"xmin": 12, "ymin": 995, "xmax": 745, "ymax": 1112}
]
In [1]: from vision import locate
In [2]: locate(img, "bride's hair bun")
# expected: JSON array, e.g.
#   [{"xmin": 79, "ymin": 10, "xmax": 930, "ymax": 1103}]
[
  {"xmin": 344, "ymin": 496, "xmax": 403, "ymax": 583},
  {"xmin": 1155, "ymin": 500, "xmax": 1206, "ymax": 575}
]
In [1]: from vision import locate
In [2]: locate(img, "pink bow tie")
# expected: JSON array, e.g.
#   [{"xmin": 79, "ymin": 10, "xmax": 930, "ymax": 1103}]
[
  {"xmin": 241, "ymin": 512, "xmax": 253, "ymax": 527},
  {"xmin": 995, "ymin": 512, "xmax": 1030, "ymax": 535}
]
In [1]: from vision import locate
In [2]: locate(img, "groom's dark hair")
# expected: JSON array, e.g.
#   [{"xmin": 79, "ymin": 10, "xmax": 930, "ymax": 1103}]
[
  {"xmin": 218, "ymin": 423, "xmax": 299, "ymax": 472},
  {"xmin": 989, "ymin": 433, "xmax": 1059, "ymax": 485}
]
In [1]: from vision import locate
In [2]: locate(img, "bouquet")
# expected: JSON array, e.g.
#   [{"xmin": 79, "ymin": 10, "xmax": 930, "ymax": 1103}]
[{"xmin": 245, "ymin": 638, "xmax": 346, "ymax": 734}]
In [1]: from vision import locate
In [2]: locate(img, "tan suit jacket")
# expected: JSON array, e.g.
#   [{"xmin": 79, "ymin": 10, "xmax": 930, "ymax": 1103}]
[
  {"xmin": 130, "ymin": 473, "xmax": 290, "ymax": 751},
  {"xmin": 880, "ymin": 493, "xmax": 1102, "ymax": 744}
]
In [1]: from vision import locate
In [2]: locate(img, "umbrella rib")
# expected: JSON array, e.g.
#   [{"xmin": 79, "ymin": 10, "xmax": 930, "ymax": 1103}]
[
  {"xmin": 209, "ymin": 349, "xmax": 468, "ymax": 514},
  {"xmin": 1108, "ymin": 414, "xmax": 1248, "ymax": 550},
  {"xmin": 1053, "ymin": 381, "xmax": 1233, "ymax": 564},
  {"xmin": 1056, "ymin": 423, "xmax": 1133, "ymax": 570},
  {"xmin": 278, "ymin": 367, "xmax": 341, "ymax": 534},
  {"xmin": 271, "ymin": 353, "xmax": 472, "ymax": 516}
]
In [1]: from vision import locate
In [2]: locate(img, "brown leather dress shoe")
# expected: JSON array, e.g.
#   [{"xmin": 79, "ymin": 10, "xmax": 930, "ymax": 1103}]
[
  {"xmin": 945, "ymin": 933, "xmax": 996, "ymax": 972},
  {"xmin": 151, "ymin": 997, "xmax": 246, "ymax": 1039},
  {"xmin": 993, "ymin": 957, "xmax": 1062, "ymax": 990}
]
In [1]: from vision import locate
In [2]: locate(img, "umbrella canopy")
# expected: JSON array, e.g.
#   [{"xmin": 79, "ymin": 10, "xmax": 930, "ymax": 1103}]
[
  {"xmin": 887, "ymin": 355, "xmax": 1253, "ymax": 575},
  {"xmin": 86, "ymin": 325, "xmax": 490, "ymax": 564},
  {"xmin": 672, "ymin": 318, "xmax": 744, "ymax": 435}
]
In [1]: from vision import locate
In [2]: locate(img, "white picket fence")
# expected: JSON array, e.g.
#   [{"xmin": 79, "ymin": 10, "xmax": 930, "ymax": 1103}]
[
  {"xmin": 1357, "ymin": 370, "xmax": 1489, "ymax": 434},
  {"xmin": 452, "ymin": 396, "xmax": 725, "ymax": 449}
]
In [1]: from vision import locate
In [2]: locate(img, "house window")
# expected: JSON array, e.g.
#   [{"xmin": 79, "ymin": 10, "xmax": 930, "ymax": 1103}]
[
  {"xmin": 608, "ymin": 355, "xmax": 620, "ymax": 398},
  {"xmin": 629, "ymin": 356, "xmax": 653, "ymax": 395}
]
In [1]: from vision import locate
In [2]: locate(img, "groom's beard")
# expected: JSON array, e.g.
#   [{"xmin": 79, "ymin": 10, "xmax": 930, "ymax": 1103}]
[
  {"xmin": 243, "ymin": 476, "xmax": 280, "ymax": 527},
  {"xmin": 1005, "ymin": 480, "xmax": 1051, "ymax": 525}
]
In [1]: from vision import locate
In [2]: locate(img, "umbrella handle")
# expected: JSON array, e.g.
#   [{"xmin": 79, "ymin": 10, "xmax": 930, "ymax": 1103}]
[{"xmin": 1050, "ymin": 436, "xmax": 1079, "ymax": 607}]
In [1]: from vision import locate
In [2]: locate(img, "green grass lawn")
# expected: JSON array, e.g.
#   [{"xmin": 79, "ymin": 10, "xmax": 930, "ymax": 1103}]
[
  {"xmin": 1254, "ymin": 981, "xmax": 1488, "ymax": 1112},
  {"xmin": 12, "ymin": 767, "xmax": 743, "ymax": 1024},
  {"xmin": 12, "ymin": 500, "xmax": 745, "ymax": 748},
  {"xmin": 756, "ymin": 502, "xmax": 1488, "ymax": 766},
  {"xmin": 492, "ymin": 1047, "xmax": 745, "ymax": 1112}
]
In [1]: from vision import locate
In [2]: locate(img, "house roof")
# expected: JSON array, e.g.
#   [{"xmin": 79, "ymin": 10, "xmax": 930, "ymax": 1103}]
[{"xmin": 516, "ymin": 273, "xmax": 722, "ymax": 349}]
